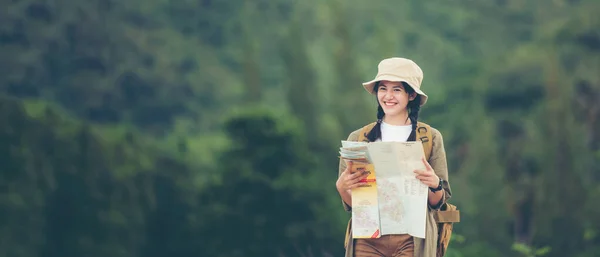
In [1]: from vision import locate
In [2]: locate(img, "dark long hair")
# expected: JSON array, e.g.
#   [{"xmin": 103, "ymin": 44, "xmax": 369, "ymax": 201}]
[{"xmin": 365, "ymin": 81, "xmax": 421, "ymax": 142}]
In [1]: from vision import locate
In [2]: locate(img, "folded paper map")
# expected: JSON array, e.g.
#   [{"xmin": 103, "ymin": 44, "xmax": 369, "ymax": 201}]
[{"xmin": 340, "ymin": 141, "xmax": 429, "ymax": 239}]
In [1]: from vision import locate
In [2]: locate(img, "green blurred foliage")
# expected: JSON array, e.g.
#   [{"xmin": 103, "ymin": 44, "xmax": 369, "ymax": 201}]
[{"xmin": 0, "ymin": 0, "xmax": 599, "ymax": 257}]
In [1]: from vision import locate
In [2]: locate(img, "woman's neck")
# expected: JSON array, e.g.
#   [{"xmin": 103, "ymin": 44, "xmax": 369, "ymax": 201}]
[{"xmin": 383, "ymin": 113, "xmax": 411, "ymax": 126}]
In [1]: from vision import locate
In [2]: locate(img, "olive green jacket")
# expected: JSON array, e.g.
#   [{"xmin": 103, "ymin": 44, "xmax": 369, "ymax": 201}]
[{"xmin": 338, "ymin": 125, "xmax": 452, "ymax": 257}]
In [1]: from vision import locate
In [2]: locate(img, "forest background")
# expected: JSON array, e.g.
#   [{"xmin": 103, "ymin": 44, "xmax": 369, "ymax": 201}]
[{"xmin": 1, "ymin": 0, "xmax": 599, "ymax": 257}]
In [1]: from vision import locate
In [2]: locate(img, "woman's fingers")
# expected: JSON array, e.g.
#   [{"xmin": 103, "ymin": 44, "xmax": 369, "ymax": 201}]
[
  {"xmin": 416, "ymin": 175, "xmax": 438, "ymax": 188},
  {"xmin": 347, "ymin": 172, "xmax": 368, "ymax": 184},
  {"xmin": 416, "ymin": 175, "xmax": 431, "ymax": 182},
  {"xmin": 414, "ymin": 169, "xmax": 433, "ymax": 177},
  {"xmin": 348, "ymin": 179, "xmax": 368, "ymax": 189},
  {"xmin": 349, "ymin": 182, "xmax": 368, "ymax": 189},
  {"xmin": 344, "ymin": 160, "xmax": 353, "ymax": 173},
  {"xmin": 342, "ymin": 170, "xmax": 370, "ymax": 189},
  {"xmin": 347, "ymin": 169, "xmax": 369, "ymax": 180}
]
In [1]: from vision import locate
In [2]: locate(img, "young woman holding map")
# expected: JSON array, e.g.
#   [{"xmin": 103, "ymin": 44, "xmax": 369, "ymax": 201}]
[{"xmin": 336, "ymin": 57, "xmax": 453, "ymax": 257}]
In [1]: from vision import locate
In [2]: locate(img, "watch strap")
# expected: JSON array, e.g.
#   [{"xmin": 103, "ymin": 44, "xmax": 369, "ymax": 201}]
[{"xmin": 429, "ymin": 178, "xmax": 443, "ymax": 192}]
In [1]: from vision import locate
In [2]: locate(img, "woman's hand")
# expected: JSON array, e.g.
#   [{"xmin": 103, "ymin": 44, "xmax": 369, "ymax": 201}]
[
  {"xmin": 336, "ymin": 161, "xmax": 369, "ymax": 191},
  {"xmin": 414, "ymin": 157, "xmax": 440, "ymax": 188}
]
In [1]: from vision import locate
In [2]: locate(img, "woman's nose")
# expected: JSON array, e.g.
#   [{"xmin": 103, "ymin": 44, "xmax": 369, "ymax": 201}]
[{"xmin": 383, "ymin": 90, "xmax": 393, "ymax": 99}]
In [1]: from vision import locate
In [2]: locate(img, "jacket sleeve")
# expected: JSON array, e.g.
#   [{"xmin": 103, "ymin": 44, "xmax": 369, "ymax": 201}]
[
  {"xmin": 428, "ymin": 128, "xmax": 452, "ymax": 210},
  {"xmin": 338, "ymin": 130, "xmax": 360, "ymax": 212}
]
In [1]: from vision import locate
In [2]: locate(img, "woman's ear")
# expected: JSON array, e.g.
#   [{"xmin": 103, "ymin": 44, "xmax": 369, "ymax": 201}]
[{"xmin": 409, "ymin": 92, "xmax": 417, "ymax": 101}]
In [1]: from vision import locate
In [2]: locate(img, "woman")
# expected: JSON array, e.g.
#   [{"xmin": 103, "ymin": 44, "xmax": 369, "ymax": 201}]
[{"xmin": 336, "ymin": 57, "xmax": 452, "ymax": 257}]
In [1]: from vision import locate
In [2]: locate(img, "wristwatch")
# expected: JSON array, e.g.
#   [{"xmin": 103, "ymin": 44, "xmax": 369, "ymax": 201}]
[{"xmin": 429, "ymin": 178, "xmax": 443, "ymax": 192}]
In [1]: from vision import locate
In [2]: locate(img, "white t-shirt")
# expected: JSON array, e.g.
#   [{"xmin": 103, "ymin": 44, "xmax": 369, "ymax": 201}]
[{"xmin": 377, "ymin": 121, "xmax": 413, "ymax": 142}]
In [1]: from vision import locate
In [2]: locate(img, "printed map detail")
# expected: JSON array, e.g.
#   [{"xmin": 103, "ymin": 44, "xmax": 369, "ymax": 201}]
[
  {"xmin": 377, "ymin": 177, "xmax": 427, "ymax": 237},
  {"xmin": 377, "ymin": 178, "xmax": 405, "ymax": 224},
  {"xmin": 350, "ymin": 163, "xmax": 381, "ymax": 238},
  {"xmin": 352, "ymin": 205, "xmax": 380, "ymax": 238},
  {"xmin": 366, "ymin": 142, "xmax": 429, "ymax": 239}
]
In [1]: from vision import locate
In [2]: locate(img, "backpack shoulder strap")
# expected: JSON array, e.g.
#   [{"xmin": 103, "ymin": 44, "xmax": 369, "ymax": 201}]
[
  {"xmin": 416, "ymin": 121, "xmax": 433, "ymax": 161},
  {"xmin": 357, "ymin": 122, "xmax": 377, "ymax": 142}
]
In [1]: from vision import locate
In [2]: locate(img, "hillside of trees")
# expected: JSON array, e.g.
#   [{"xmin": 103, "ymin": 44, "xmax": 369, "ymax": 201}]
[{"xmin": 1, "ymin": 0, "xmax": 599, "ymax": 256}]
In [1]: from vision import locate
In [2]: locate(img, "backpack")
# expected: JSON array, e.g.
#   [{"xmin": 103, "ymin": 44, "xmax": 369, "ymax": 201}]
[{"xmin": 346, "ymin": 121, "xmax": 460, "ymax": 257}]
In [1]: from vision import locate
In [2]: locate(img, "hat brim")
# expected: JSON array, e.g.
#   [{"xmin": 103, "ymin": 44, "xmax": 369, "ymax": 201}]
[{"xmin": 362, "ymin": 75, "xmax": 428, "ymax": 106}]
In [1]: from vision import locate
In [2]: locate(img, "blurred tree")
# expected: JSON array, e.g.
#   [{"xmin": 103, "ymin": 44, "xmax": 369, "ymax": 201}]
[
  {"xmin": 199, "ymin": 108, "xmax": 338, "ymax": 257},
  {"xmin": 281, "ymin": 18, "xmax": 320, "ymax": 145}
]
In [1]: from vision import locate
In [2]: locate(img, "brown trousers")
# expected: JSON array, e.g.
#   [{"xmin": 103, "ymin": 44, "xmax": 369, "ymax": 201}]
[{"xmin": 354, "ymin": 234, "xmax": 414, "ymax": 257}]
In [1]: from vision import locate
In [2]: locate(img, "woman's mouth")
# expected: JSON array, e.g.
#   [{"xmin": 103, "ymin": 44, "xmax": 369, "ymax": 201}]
[{"xmin": 384, "ymin": 101, "xmax": 397, "ymax": 106}]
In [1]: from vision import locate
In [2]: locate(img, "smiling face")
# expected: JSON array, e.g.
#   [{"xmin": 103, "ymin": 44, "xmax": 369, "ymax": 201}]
[{"xmin": 376, "ymin": 80, "xmax": 417, "ymax": 118}]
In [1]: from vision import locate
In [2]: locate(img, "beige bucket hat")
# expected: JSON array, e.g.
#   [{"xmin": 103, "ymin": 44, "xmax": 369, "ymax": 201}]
[{"xmin": 362, "ymin": 57, "xmax": 428, "ymax": 106}]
